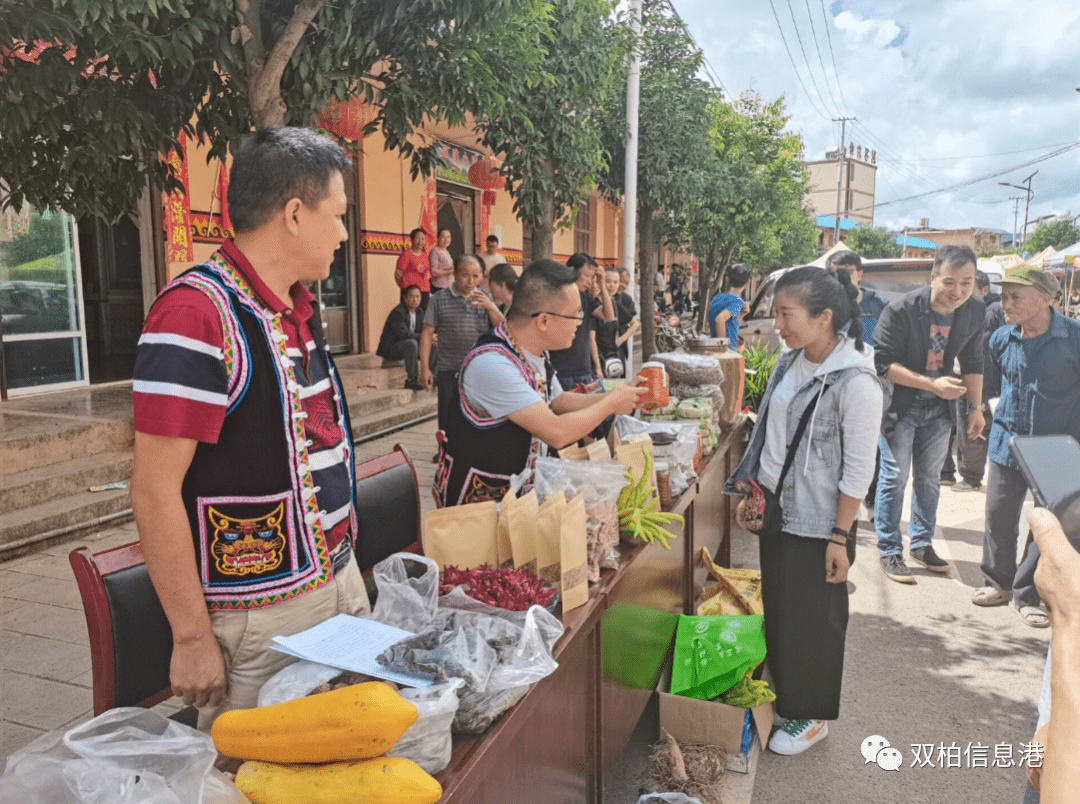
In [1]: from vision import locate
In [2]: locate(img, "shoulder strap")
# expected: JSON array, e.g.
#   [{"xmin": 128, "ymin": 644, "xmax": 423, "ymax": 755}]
[{"xmin": 773, "ymin": 386, "xmax": 824, "ymax": 494}]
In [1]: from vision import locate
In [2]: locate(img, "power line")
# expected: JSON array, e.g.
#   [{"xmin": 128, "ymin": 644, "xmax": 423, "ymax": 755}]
[
  {"xmin": 766, "ymin": 0, "xmax": 831, "ymax": 121},
  {"xmin": 850, "ymin": 141, "xmax": 1080, "ymax": 213},
  {"xmin": 784, "ymin": 0, "xmax": 839, "ymax": 117},
  {"xmin": 665, "ymin": 0, "xmax": 729, "ymax": 97},
  {"xmin": 819, "ymin": 0, "xmax": 849, "ymax": 111},
  {"xmin": 802, "ymin": 0, "xmax": 843, "ymax": 116},
  {"xmin": 879, "ymin": 141, "xmax": 1079, "ymax": 163}
]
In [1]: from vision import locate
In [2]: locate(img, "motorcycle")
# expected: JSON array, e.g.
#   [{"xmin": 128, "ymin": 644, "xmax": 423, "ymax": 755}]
[{"xmin": 654, "ymin": 310, "xmax": 687, "ymax": 353}]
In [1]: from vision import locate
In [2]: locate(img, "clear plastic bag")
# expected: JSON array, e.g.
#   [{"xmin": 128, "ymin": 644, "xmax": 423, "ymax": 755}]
[
  {"xmin": 377, "ymin": 599, "xmax": 564, "ymax": 735},
  {"xmin": 651, "ymin": 352, "xmax": 723, "ymax": 386},
  {"xmin": 671, "ymin": 384, "xmax": 724, "ymax": 419},
  {"xmin": 370, "ymin": 552, "xmax": 441, "ymax": 632},
  {"xmin": 636, "ymin": 794, "xmax": 705, "ymax": 804},
  {"xmin": 533, "ymin": 457, "xmax": 628, "ymax": 579},
  {"xmin": 614, "ymin": 416, "xmax": 699, "ymax": 497},
  {"xmin": 386, "ymin": 678, "xmax": 463, "ymax": 774},
  {"xmin": 0, "ymin": 708, "xmax": 248, "ymax": 804},
  {"xmin": 257, "ymin": 659, "xmax": 341, "ymax": 708}
]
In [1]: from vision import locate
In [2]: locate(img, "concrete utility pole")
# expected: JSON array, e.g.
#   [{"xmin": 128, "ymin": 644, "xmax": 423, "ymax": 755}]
[
  {"xmin": 1008, "ymin": 196, "xmax": 1023, "ymax": 249},
  {"xmin": 622, "ymin": 0, "xmax": 642, "ymax": 375},
  {"xmin": 999, "ymin": 170, "xmax": 1037, "ymax": 245},
  {"xmin": 833, "ymin": 117, "xmax": 855, "ymax": 245}
]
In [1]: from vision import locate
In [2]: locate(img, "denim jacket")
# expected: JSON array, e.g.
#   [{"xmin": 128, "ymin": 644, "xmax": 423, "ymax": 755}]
[
  {"xmin": 987, "ymin": 309, "xmax": 1080, "ymax": 469},
  {"xmin": 724, "ymin": 336, "xmax": 884, "ymax": 540}
]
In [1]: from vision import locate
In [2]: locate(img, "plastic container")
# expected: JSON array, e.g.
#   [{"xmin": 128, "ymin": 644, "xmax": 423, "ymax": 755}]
[
  {"xmin": 655, "ymin": 461, "xmax": 672, "ymax": 511},
  {"xmin": 638, "ymin": 361, "xmax": 670, "ymax": 412}
]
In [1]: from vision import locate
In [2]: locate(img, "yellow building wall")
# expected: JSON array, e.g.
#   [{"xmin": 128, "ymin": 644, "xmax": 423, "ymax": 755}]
[{"xmin": 166, "ymin": 121, "xmax": 627, "ymax": 354}]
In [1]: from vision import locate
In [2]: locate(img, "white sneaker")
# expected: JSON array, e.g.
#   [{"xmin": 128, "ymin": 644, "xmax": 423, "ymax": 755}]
[{"xmin": 768, "ymin": 719, "xmax": 829, "ymax": 755}]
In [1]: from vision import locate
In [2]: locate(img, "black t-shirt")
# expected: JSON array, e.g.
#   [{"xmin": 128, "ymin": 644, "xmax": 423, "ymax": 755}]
[
  {"xmin": 615, "ymin": 292, "xmax": 637, "ymax": 334},
  {"xmin": 549, "ymin": 290, "xmax": 601, "ymax": 379},
  {"xmin": 595, "ymin": 307, "xmax": 620, "ymax": 359}
]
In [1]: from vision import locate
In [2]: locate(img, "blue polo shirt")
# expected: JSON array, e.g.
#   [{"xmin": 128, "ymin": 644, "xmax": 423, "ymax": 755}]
[{"xmin": 987, "ymin": 309, "xmax": 1080, "ymax": 468}]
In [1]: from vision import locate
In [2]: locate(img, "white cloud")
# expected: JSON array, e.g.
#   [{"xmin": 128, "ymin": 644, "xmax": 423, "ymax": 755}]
[{"xmin": 673, "ymin": 0, "xmax": 1080, "ymax": 240}]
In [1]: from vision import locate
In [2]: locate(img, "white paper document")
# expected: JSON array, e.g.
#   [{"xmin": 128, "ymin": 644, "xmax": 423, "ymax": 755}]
[{"xmin": 270, "ymin": 613, "xmax": 433, "ymax": 688}]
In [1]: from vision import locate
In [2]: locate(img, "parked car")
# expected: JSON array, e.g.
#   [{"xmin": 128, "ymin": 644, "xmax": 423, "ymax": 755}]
[{"xmin": 737, "ymin": 258, "xmax": 935, "ymax": 349}]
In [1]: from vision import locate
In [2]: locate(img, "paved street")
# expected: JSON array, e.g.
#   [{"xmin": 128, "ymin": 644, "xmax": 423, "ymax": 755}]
[{"xmin": 0, "ymin": 420, "xmax": 1051, "ymax": 804}]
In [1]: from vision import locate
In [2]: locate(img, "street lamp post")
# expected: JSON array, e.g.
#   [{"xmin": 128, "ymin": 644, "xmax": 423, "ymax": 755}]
[{"xmin": 998, "ymin": 170, "xmax": 1037, "ymax": 245}]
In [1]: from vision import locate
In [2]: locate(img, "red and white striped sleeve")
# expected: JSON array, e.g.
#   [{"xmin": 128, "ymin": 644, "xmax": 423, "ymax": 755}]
[{"xmin": 133, "ymin": 287, "xmax": 229, "ymax": 443}]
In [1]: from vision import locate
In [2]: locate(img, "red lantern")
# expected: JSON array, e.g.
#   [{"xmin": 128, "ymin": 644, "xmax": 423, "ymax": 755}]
[
  {"xmin": 318, "ymin": 96, "xmax": 377, "ymax": 141},
  {"xmin": 468, "ymin": 157, "xmax": 505, "ymax": 192}
]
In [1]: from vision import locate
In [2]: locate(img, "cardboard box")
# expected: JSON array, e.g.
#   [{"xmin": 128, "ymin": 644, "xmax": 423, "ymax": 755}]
[{"xmin": 656, "ymin": 666, "xmax": 773, "ymax": 774}]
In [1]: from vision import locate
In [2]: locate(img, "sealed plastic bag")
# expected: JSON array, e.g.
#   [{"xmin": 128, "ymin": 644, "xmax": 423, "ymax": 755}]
[
  {"xmin": 614, "ymin": 417, "xmax": 699, "ymax": 497},
  {"xmin": 671, "ymin": 615, "xmax": 766, "ymax": 701},
  {"xmin": 534, "ymin": 456, "xmax": 628, "ymax": 579},
  {"xmin": 651, "ymin": 352, "xmax": 722, "ymax": 386},
  {"xmin": 386, "ymin": 678, "xmax": 464, "ymax": 774},
  {"xmin": 0, "ymin": 708, "xmax": 248, "ymax": 804},
  {"xmin": 378, "ymin": 600, "xmax": 564, "ymax": 734},
  {"xmin": 371, "ymin": 552, "xmax": 441, "ymax": 632}
]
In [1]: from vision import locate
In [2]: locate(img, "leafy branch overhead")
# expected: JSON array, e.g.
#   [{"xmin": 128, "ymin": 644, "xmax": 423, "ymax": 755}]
[{"xmin": 0, "ymin": 0, "xmax": 546, "ymax": 220}]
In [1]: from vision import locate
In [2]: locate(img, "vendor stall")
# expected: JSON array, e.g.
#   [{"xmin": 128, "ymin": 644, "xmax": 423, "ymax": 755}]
[{"xmin": 433, "ymin": 419, "xmax": 747, "ymax": 803}]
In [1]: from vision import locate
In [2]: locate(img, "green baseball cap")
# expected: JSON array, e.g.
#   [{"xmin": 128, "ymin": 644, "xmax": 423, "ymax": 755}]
[{"xmin": 999, "ymin": 265, "xmax": 1060, "ymax": 296}]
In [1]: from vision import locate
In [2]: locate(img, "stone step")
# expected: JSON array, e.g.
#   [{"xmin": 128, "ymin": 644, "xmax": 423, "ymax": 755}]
[
  {"xmin": 0, "ymin": 488, "xmax": 132, "ymax": 558},
  {"xmin": 349, "ymin": 395, "xmax": 439, "ymax": 441},
  {"xmin": 336, "ymin": 364, "xmax": 408, "ymax": 394},
  {"xmin": 346, "ymin": 388, "xmax": 423, "ymax": 421},
  {"xmin": 0, "ymin": 450, "xmax": 133, "ymax": 514},
  {"xmin": 0, "ymin": 413, "xmax": 134, "ymax": 475}
]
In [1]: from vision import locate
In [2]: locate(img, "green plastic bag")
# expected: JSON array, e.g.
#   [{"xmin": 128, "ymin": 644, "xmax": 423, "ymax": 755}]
[{"xmin": 670, "ymin": 614, "xmax": 766, "ymax": 701}]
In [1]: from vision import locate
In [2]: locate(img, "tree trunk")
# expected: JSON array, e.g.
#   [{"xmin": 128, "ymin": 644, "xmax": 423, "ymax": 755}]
[
  {"xmin": 638, "ymin": 202, "xmax": 656, "ymax": 361},
  {"xmin": 235, "ymin": 0, "xmax": 326, "ymax": 127},
  {"xmin": 527, "ymin": 161, "xmax": 556, "ymax": 260},
  {"xmin": 697, "ymin": 246, "xmax": 734, "ymax": 335}
]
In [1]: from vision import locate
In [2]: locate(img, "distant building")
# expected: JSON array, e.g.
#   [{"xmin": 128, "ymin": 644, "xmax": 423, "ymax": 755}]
[
  {"xmin": 804, "ymin": 143, "xmax": 878, "ymax": 227},
  {"xmin": 813, "ymin": 215, "xmax": 937, "ymax": 258},
  {"xmin": 903, "ymin": 219, "xmax": 1005, "ymax": 255}
]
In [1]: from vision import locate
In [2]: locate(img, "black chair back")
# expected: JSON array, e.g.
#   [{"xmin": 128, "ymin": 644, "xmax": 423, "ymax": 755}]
[{"xmin": 353, "ymin": 445, "xmax": 422, "ymax": 573}]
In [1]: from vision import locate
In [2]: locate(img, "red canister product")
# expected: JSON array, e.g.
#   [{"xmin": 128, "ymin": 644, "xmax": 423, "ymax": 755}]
[{"xmin": 638, "ymin": 361, "xmax": 669, "ymax": 411}]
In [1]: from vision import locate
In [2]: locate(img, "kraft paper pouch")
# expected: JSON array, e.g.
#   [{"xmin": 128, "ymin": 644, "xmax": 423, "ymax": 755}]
[
  {"xmin": 585, "ymin": 439, "xmax": 612, "ymax": 462},
  {"xmin": 558, "ymin": 443, "xmax": 589, "ymax": 461},
  {"xmin": 560, "ymin": 493, "xmax": 589, "ymax": 612},
  {"xmin": 615, "ymin": 438, "xmax": 658, "ymax": 493},
  {"xmin": 671, "ymin": 614, "xmax": 767, "ymax": 701},
  {"xmin": 423, "ymin": 501, "xmax": 498, "ymax": 570},
  {"xmin": 506, "ymin": 488, "xmax": 539, "ymax": 576},
  {"xmin": 496, "ymin": 498, "xmax": 513, "ymax": 569},
  {"xmin": 536, "ymin": 493, "xmax": 567, "ymax": 587}
]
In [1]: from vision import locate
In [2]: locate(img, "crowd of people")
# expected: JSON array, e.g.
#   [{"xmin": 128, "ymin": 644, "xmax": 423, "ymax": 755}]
[{"xmin": 125, "ymin": 127, "xmax": 1080, "ymax": 802}]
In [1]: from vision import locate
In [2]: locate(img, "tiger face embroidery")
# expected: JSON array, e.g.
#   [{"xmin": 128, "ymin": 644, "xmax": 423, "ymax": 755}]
[{"xmin": 207, "ymin": 503, "xmax": 287, "ymax": 576}]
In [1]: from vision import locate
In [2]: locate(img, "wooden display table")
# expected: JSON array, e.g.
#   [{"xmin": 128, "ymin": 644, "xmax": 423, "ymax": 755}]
[{"xmin": 434, "ymin": 419, "xmax": 748, "ymax": 803}]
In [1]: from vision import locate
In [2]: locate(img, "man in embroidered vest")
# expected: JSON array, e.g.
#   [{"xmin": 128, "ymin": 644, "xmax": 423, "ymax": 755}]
[
  {"xmin": 435, "ymin": 259, "xmax": 647, "ymax": 507},
  {"xmin": 130, "ymin": 127, "xmax": 369, "ymax": 729}
]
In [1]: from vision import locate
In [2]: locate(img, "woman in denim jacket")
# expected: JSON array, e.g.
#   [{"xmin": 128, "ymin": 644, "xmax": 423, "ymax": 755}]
[{"xmin": 724, "ymin": 266, "xmax": 883, "ymax": 756}]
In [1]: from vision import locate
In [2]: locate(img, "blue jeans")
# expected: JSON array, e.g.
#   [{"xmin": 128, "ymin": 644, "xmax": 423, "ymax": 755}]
[{"xmin": 875, "ymin": 399, "xmax": 953, "ymax": 557}]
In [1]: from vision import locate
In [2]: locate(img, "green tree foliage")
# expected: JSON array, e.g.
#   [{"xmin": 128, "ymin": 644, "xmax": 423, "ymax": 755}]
[
  {"xmin": 600, "ymin": 0, "xmax": 720, "ymax": 358},
  {"xmin": 0, "ymin": 213, "xmax": 65, "ymax": 267},
  {"xmin": 844, "ymin": 225, "xmax": 902, "ymax": 259},
  {"xmin": 478, "ymin": 0, "xmax": 625, "ymax": 260},
  {"xmin": 1024, "ymin": 219, "xmax": 1080, "ymax": 253},
  {"xmin": 668, "ymin": 93, "xmax": 816, "ymax": 331},
  {"xmin": 0, "ymin": 0, "xmax": 546, "ymax": 221}
]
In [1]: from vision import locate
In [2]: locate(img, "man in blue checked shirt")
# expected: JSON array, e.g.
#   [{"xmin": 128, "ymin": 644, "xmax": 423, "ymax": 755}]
[{"xmin": 972, "ymin": 266, "xmax": 1080, "ymax": 628}]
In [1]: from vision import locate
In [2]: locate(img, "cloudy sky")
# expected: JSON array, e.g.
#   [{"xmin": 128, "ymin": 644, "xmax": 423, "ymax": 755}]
[{"xmin": 674, "ymin": 0, "xmax": 1080, "ymax": 240}]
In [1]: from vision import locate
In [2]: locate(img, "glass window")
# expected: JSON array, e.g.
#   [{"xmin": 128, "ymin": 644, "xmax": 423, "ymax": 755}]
[
  {"xmin": 1, "ymin": 208, "xmax": 81, "ymax": 335},
  {"xmin": 4, "ymin": 337, "xmax": 84, "ymax": 389}
]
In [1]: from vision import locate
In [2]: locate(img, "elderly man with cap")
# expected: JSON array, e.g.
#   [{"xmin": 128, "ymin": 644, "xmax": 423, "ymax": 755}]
[{"xmin": 972, "ymin": 266, "xmax": 1080, "ymax": 627}]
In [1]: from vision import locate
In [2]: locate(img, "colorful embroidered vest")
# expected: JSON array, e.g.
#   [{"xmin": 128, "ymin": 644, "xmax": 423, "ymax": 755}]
[
  {"xmin": 434, "ymin": 324, "xmax": 556, "ymax": 507},
  {"xmin": 162, "ymin": 256, "xmax": 356, "ymax": 611}
]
